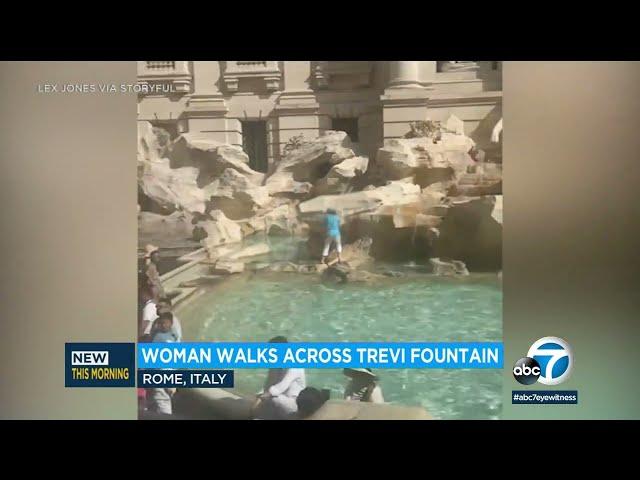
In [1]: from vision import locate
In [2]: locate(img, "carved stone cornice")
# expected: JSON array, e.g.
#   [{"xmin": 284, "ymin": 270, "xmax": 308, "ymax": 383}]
[
  {"xmin": 183, "ymin": 95, "xmax": 229, "ymax": 117},
  {"xmin": 313, "ymin": 61, "xmax": 372, "ymax": 89},
  {"xmin": 222, "ymin": 61, "xmax": 282, "ymax": 92}
]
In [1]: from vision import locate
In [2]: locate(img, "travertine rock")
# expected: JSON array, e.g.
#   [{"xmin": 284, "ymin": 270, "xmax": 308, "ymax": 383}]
[
  {"xmin": 137, "ymin": 121, "xmax": 167, "ymax": 162},
  {"xmin": 267, "ymin": 261, "xmax": 299, "ymax": 273},
  {"xmin": 138, "ymin": 121, "xmax": 502, "ymax": 273},
  {"xmin": 193, "ymin": 210, "xmax": 243, "ymax": 252},
  {"xmin": 299, "ymin": 181, "xmax": 421, "ymax": 217},
  {"xmin": 432, "ymin": 196, "xmax": 502, "ymax": 270},
  {"xmin": 375, "ymin": 134, "xmax": 476, "ymax": 187},
  {"xmin": 139, "ymin": 157, "xmax": 207, "ymax": 214},
  {"xmin": 324, "ymin": 237, "xmax": 373, "ymax": 269},
  {"xmin": 212, "ymin": 260, "xmax": 245, "ymax": 275},
  {"xmin": 300, "ymin": 182, "xmax": 425, "ymax": 260},
  {"xmin": 265, "ymin": 131, "xmax": 356, "ymax": 197},
  {"xmin": 206, "ymin": 168, "xmax": 271, "ymax": 220},
  {"xmin": 429, "ymin": 257, "xmax": 469, "ymax": 276},
  {"xmin": 443, "ymin": 114, "xmax": 465, "ymax": 135},
  {"xmin": 313, "ymin": 156, "xmax": 369, "ymax": 195},
  {"xmin": 138, "ymin": 211, "xmax": 195, "ymax": 245},
  {"xmin": 138, "ymin": 125, "xmax": 266, "ymax": 216},
  {"xmin": 170, "ymin": 133, "xmax": 265, "ymax": 186}
]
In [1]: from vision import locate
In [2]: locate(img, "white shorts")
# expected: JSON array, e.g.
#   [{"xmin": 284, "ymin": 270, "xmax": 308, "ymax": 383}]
[
  {"xmin": 148, "ymin": 388, "xmax": 173, "ymax": 415},
  {"xmin": 322, "ymin": 235, "xmax": 342, "ymax": 256}
]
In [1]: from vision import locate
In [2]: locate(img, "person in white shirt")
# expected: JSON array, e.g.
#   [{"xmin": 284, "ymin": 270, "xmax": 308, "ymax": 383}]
[
  {"xmin": 143, "ymin": 244, "xmax": 165, "ymax": 301},
  {"xmin": 139, "ymin": 285, "xmax": 158, "ymax": 340},
  {"xmin": 252, "ymin": 336, "xmax": 306, "ymax": 420},
  {"xmin": 148, "ymin": 313, "xmax": 177, "ymax": 415}
]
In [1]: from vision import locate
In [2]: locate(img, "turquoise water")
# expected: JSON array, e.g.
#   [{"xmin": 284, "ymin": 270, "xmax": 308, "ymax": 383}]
[{"xmin": 179, "ymin": 271, "xmax": 502, "ymax": 420}]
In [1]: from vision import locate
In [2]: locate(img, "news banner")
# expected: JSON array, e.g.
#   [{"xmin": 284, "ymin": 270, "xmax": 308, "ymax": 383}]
[{"xmin": 64, "ymin": 339, "xmax": 577, "ymax": 405}]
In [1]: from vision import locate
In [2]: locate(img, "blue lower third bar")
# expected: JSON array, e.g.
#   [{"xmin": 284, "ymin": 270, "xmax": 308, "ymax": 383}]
[
  {"xmin": 138, "ymin": 370, "xmax": 234, "ymax": 388},
  {"xmin": 512, "ymin": 390, "xmax": 578, "ymax": 405}
]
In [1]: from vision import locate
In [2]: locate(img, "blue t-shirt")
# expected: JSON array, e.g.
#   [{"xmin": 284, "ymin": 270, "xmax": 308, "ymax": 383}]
[
  {"xmin": 153, "ymin": 331, "xmax": 177, "ymax": 343},
  {"xmin": 325, "ymin": 213, "xmax": 341, "ymax": 237}
]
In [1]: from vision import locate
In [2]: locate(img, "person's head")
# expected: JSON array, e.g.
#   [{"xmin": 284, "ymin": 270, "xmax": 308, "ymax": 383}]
[
  {"xmin": 296, "ymin": 387, "xmax": 330, "ymax": 418},
  {"xmin": 158, "ymin": 312, "xmax": 173, "ymax": 333},
  {"xmin": 150, "ymin": 250, "xmax": 160, "ymax": 264},
  {"xmin": 144, "ymin": 244, "xmax": 160, "ymax": 264},
  {"xmin": 326, "ymin": 208, "xmax": 337, "ymax": 216},
  {"xmin": 266, "ymin": 336, "xmax": 289, "ymax": 375},
  {"xmin": 157, "ymin": 296, "xmax": 172, "ymax": 314},
  {"xmin": 343, "ymin": 368, "xmax": 378, "ymax": 384},
  {"xmin": 269, "ymin": 335, "xmax": 288, "ymax": 344}
]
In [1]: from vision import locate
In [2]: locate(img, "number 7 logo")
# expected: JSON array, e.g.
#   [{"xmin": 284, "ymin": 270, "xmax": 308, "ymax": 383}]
[{"xmin": 527, "ymin": 337, "xmax": 573, "ymax": 386}]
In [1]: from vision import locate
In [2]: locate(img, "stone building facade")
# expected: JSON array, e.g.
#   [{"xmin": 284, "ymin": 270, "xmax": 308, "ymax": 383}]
[{"xmin": 137, "ymin": 61, "xmax": 502, "ymax": 172}]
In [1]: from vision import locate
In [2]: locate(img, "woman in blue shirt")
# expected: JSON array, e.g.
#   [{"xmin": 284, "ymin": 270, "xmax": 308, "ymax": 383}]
[{"xmin": 321, "ymin": 208, "xmax": 342, "ymax": 264}]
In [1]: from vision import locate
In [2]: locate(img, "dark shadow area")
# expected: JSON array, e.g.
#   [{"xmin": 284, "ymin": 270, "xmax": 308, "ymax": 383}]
[
  {"xmin": 470, "ymin": 105, "xmax": 502, "ymax": 151},
  {"xmin": 434, "ymin": 197, "xmax": 502, "ymax": 271}
]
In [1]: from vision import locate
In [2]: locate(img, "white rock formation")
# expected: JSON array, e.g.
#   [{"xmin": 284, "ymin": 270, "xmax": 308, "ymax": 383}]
[
  {"xmin": 443, "ymin": 114, "xmax": 465, "ymax": 135},
  {"xmin": 212, "ymin": 260, "xmax": 245, "ymax": 274},
  {"xmin": 138, "ymin": 119, "xmax": 502, "ymax": 271},
  {"xmin": 429, "ymin": 258, "xmax": 469, "ymax": 276},
  {"xmin": 265, "ymin": 131, "xmax": 357, "ymax": 197},
  {"xmin": 205, "ymin": 168, "xmax": 272, "ymax": 220},
  {"xmin": 375, "ymin": 133, "xmax": 476, "ymax": 186},
  {"xmin": 137, "ymin": 121, "xmax": 167, "ymax": 163},
  {"xmin": 313, "ymin": 156, "xmax": 369, "ymax": 195},
  {"xmin": 299, "ymin": 181, "xmax": 421, "ymax": 216},
  {"xmin": 193, "ymin": 210, "xmax": 243, "ymax": 251},
  {"xmin": 170, "ymin": 133, "xmax": 264, "ymax": 186},
  {"xmin": 139, "ymin": 157, "xmax": 207, "ymax": 213},
  {"xmin": 138, "ymin": 211, "xmax": 195, "ymax": 245}
]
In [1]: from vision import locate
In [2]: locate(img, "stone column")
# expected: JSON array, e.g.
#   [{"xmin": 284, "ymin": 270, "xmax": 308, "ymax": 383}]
[
  {"xmin": 274, "ymin": 61, "xmax": 320, "ymax": 164},
  {"xmin": 191, "ymin": 61, "xmax": 221, "ymax": 95},
  {"xmin": 388, "ymin": 61, "xmax": 422, "ymax": 88},
  {"xmin": 439, "ymin": 61, "xmax": 480, "ymax": 72},
  {"xmin": 281, "ymin": 61, "xmax": 312, "ymax": 93},
  {"xmin": 380, "ymin": 61, "xmax": 430, "ymax": 140},
  {"xmin": 184, "ymin": 61, "xmax": 229, "ymax": 141},
  {"xmin": 174, "ymin": 61, "xmax": 190, "ymax": 75},
  {"xmin": 417, "ymin": 61, "xmax": 437, "ymax": 86}
]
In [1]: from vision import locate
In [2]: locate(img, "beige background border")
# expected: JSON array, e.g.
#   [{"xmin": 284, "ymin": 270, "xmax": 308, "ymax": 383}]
[
  {"xmin": 0, "ymin": 62, "xmax": 137, "ymax": 419},
  {"xmin": 502, "ymin": 61, "xmax": 640, "ymax": 418}
]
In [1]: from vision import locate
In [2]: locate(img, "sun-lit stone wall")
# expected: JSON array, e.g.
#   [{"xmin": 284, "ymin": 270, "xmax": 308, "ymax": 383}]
[{"xmin": 137, "ymin": 61, "xmax": 502, "ymax": 167}]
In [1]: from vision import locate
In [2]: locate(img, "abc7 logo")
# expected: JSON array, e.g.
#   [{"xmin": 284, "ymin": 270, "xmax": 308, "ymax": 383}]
[{"xmin": 513, "ymin": 337, "xmax": 573, "ymax": 385}]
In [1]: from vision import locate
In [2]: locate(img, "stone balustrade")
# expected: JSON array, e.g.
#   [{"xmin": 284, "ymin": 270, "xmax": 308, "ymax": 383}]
[
  {"xmin": 137, "ymin": 61, "xmax": 192, "ymax": 94},
  {"xmin": 222, "ymin": 61, "xmax": 281, "ymax": 92}
]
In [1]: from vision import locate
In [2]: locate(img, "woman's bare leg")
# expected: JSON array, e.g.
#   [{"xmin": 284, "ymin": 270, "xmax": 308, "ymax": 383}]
[{"xmin": 321, "ymin": 236, "xmax": 332, "ymax": 263}]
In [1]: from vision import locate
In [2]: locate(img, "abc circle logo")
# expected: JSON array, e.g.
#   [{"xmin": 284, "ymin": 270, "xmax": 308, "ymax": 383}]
[
  {"xmin": 513, "ymin": 357, "xmax": 541, "ymax": 385},
  {"xmin": 513, "ymin": 337, "xmax": 573, "ymax": 386}
]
